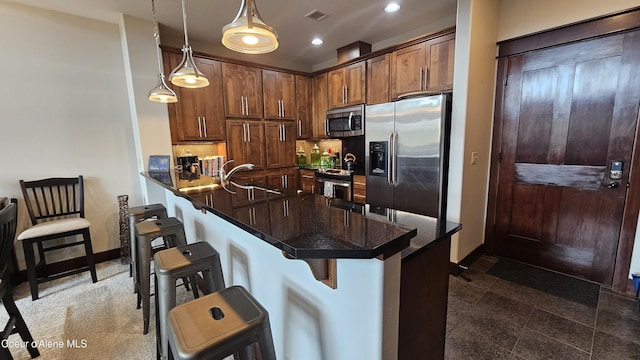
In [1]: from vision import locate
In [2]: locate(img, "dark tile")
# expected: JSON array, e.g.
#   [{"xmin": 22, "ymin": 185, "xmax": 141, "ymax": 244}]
[
  {"xmin": 476, "ymin": 291, "xmax": 534, "ymax": 326},
  {"xmin": 598, "ymin": 291, "xmax": 640, "ymax": 322},
  {"xmin": 596, "ymin": 308, "xmax": 640, "ymax": 345},
  {"xmin": 525, "ymin": 308, "xmax": 594, "ymax": 352},
  {"xmin": 445, "ymin": 324, "xmax": 512, "ymax": 360},
  {"xmin": 592, "ymin": 330, "xmax": 640, "ymax": 360},
  {"xmin": 512, "ymin": 328, "xmax": 590, "ymax": 360},
  {"xmin": 489, "ymin": 279, "xmax": 547, "ymax": 307},
  {"xmin": 535, "ymin": 292, "xmax": 597, "ymax": 326},
  {"xmin": 453, "ymin": 304, "xmax": 524, "ymax": 350},
  {"xmin": 458, "ymin": 268, "xmax": 499, "ymax": 290},
  {"xmin": 447, "ymin": 291, "xmax": 476, "ymax": 333},
  {"xmin": 449, "ymin": 275, "xmax": 486, "ymax": 305}
]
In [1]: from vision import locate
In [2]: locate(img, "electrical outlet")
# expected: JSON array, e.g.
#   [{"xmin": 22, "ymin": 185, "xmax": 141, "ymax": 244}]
[{"xmin": 470, "ymin": 152, "xmax": 478, "ymax": 165}]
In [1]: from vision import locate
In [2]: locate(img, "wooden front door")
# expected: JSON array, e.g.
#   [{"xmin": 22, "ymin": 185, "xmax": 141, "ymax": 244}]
[{"xmin": 489, "ymin": 30, "xmax": 640, "ymax": 285}]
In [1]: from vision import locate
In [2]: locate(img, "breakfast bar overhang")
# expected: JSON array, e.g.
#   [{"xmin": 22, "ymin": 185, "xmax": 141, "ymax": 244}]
[{"xmin": 142, "ymin": 171, "xmax": 461, "ymax": 360}]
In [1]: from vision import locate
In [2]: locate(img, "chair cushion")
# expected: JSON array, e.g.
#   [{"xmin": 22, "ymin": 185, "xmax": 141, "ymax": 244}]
[{"xmin": 17, "ymin": 218, "xmax": 91, "ymax": 240}]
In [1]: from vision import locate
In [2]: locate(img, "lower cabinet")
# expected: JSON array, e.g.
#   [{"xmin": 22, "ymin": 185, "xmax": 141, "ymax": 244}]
[
  {"xmin": 353, "ymin": 175, "xmax": 366, "ymax": 204},
  {"xmin": 267, "ymin": 168, "xmax": 299, "ymax": 197},
  {"xmin": 299, "ymin": 169, "xmax": 316, "ymax": 194}
]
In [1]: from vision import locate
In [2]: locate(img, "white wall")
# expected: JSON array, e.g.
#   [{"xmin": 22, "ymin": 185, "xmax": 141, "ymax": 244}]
[
  {"xmin": 0, "ymin": 1, "xmax": 144, "ymax": 267},
  {"xmin": 497, "ymin": 0, "xmax": 640, "ymax": 41}
]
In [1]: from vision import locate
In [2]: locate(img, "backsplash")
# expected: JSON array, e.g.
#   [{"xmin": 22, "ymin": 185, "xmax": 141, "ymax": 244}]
[{"xmin": 296, "ymin": 140, "xmax": 342, "ymax": 167}]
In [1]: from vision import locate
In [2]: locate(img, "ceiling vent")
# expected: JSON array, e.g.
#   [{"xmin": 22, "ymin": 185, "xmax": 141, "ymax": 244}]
[{"xmin": 305, "ymin": 9, "xmax": 329, "ymax": 21}]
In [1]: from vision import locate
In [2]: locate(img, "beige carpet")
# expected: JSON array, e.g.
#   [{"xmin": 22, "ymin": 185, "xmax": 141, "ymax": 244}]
[{"xmin": 0, "ymin": 259, "xmax": 196, "ymax": 359}]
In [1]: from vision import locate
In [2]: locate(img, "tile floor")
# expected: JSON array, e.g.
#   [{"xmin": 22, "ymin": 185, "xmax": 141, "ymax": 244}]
[{"xmin": 445, "ymin": 256, "xmax": 640, "ymax": 360}]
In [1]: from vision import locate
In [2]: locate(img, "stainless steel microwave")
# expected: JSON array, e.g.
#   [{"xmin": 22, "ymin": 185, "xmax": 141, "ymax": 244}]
[{"xmin": 326, "ymin": 105, "xmax": 364, "ymax": 137}]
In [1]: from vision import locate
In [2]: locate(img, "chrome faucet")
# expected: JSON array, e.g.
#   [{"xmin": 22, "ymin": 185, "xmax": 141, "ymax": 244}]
[{"xmin": 219, "ymin": 161, "xmax": 255, "ymax": 194}]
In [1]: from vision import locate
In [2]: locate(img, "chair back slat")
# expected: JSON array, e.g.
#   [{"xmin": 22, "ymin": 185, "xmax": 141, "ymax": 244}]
[
  {"xmin": 19, "ymin": 176, "xmax": 85, "ymax": 225},
  {"xmin": 0, "ymin": 200, "xmax": 18, "ymax": 277}
]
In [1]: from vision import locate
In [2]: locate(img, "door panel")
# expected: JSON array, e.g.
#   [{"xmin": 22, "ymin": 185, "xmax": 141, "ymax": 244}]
[{"xmin": 492, "ymin": 31, "xmax": 640, "ymax": 285}]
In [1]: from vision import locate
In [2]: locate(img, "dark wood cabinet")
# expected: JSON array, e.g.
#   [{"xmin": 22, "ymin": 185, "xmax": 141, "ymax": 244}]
[
  {"xmin": 312, "ymin": 73, "xmax": 329, "ymax": 139},
  {"xmin": 267, "ymin": 168, "xmax": 299, "ymax": 197},
  {"xmin": 328, "ymin": 61, "xmax": 366, "ymax": 109},
  {"xmin": 230, "ymin": 174, "xmax": 268, "ymax": 208},
  {"xmin": 295, "ymin": 75, "xmax": 312, "ymax": 139},
  {"xmin": 164, "ymin": 52, "xmax": 225, "ymax": 143},
  {"xmin": 353, "ymin": 175, "xmax": 366, "ymax": 204},
  {"xmin": 263, "ymin": 69, "xmax": 295, "ymax": 120},
  {"xmin": 189, "ymin": 189, "xmax": 232, "ymax": 214},
  {"xmin": 222, "ymin": 63, "xmax": 263, "ymax": 118},
  {"xmin": 299, "ymin": 169, "xmax": 315, "ymax": 194},
  {"xmin": 367, "ymin": 54, "xmax": 390, "ymax": 105},
  {"xmin": 264, "ymin": 122, "xmax": 296, "ymax": 169},
  {"xmin": 390, "ymin": 35, "xmax": 455, "ymax": 99},
  {"xmin": 225, "ymin": 120, "xmax": 265, "ymax": 170}
]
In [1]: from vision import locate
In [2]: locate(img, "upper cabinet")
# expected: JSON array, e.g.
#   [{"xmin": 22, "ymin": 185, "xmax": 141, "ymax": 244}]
[
  {"xmin": 222, "ymin": 63, "xmax": 263, "ymax": 118},
  {"xmin": 327, "ymin": 61, "xmax": 366, "ymax": 109},
  {"xmin": 295, "ymin": 75, "xmax": 312, "ymax": 139},
  {"xmin": 263, "ymin": 70, "xmax": 295, "ymax": 120},
  {"xmin": 312, "ymin": 73, "xmax": 329, "ymax": 139},
  {"xmin": 390, "ymin": 35, "xmax": 455, "ymax": 99},
  {"xmin": 164, "ymin": 52, "xmax": 225, "ymax": 143},
  {"xmin": 367, "ymin": 54, "xmax": 390, "ymax": 105}
]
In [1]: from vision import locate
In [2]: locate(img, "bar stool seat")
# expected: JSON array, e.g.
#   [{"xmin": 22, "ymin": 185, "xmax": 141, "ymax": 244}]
[
  {"xmin": 135, "ymin": 217, "xmax": 189, "ymax": 335},
  {"xmin": 128, "ymin": 203, "xmax": 167, "ymax": 284},
  {"xmin": 167, "ymin": 285, "xmax": 276, "ymax": 360},
  {"xmin": 154, "ymin": 241, "xmax": 226, "ymax": 360}
]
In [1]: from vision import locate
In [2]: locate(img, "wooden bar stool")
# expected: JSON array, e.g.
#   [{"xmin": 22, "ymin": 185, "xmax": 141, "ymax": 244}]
[
  {"xmin": 128, "ymin": 203, "xmax": 168, "ymax": 288},
  {"xmin": 167, "ymin": 285, "xmax": 276, "ymax": 360},
  {"xmin": 154, "ymin": 241, "xmax": 226, "ymax": 360},
  {"xmin": 135, "ymin": 217, "xmax": 192, "ymax": 334}
]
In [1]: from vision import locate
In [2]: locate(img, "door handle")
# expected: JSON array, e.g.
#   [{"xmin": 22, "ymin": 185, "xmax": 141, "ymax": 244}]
[
  {"xmin": 392, "ymin": 131, "xmax": 399, "ymax": 186},
  {"xmin": 202, "ymin": 117, "xmax": 207, "ymax": 138},
  {"xmin": 197, "ymin": 117, "xmax": 202, "ymax": 137},
  {"xmin": 387, "ymin": 133, "xmax": 394, "ymax": 186},
  {"xmin": 607, "ymin": 182, "xmax": 620, "ymax": 189}
]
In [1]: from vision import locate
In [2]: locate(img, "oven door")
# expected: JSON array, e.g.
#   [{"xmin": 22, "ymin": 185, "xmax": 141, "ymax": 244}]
[{"xmin": 316, "ymin": 178, "xmax": 352, "ymax": 201}]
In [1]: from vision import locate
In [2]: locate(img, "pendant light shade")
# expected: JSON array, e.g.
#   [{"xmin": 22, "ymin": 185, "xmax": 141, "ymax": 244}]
[
  {"xmin": 148, "ymin": 0, "xmax": 177, "ymax": 103},
  {"xmin": 222, "ymin": 0, "xmax": 279, "ymax": 54},
  {"xmin": 170, "ymin": 0, "xmax": 209, "ymax": 88}
]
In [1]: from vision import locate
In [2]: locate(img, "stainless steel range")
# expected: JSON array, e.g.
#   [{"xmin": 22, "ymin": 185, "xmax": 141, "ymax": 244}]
[{"xmin": 315, "ymin": 168, "xmax": 353, "ymax": 201}]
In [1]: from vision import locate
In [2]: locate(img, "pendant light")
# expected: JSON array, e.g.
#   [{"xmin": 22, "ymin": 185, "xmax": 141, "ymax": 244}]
[
  {"xmin": 169, "ymin": 0, "xmax": 209, "ymax": 88},
  {"xmin": 222, "ymin": 0, "xmax": 279, "ymax": 54},
  {"xmin": 148, "ymin": 0, "xmax": 177, "ymax": 103}
]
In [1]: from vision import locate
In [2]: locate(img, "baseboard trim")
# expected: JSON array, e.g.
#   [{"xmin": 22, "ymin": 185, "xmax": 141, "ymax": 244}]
[
  {"xmin": 449, "ymin": 244, "xmax": 485, "ymax": 276},
  {"xmin": 12, "ymin": 248, "xmax": 122, "ymax": 285}
]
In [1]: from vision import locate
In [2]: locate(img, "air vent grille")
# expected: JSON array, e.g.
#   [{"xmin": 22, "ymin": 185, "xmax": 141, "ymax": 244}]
[{"xmin": 305, "ymin": 9, "xmax": 329, "ymax": 21}]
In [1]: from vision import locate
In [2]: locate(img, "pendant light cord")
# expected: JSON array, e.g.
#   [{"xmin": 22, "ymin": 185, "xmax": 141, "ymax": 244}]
[
  {"xmin": 181, "ymin": 0, "xmax": 190, "ymax": 47},
  {"xmin": 151, "ymin": 0, "xmax": 164, "ymax": 75}
]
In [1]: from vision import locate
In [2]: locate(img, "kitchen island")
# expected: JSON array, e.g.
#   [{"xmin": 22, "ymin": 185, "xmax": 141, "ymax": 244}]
[{"xmin": 142, "ymin": 171, "xmax": 461, "ymax": 360}]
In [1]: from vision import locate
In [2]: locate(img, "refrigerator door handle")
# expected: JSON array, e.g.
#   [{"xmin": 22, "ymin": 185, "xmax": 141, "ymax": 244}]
[
  {"xmin": 392, "ymin": 131, "xmax": 399, "ymax": 186},
  {"xmin": 388, "ymin": 132, "xmax": 394, "ymax": 186}
]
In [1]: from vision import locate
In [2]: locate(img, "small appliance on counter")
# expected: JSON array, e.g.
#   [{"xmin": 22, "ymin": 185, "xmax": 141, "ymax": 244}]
[{"xmin": 177, "ymin": 155, "xmax": 199, "ymax": 174}]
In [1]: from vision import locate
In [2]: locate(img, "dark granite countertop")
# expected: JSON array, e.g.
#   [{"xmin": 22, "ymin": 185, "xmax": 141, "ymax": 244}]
[{"xmin": 142, "ymin": 171, "xmax": 460, "ymax": 260}]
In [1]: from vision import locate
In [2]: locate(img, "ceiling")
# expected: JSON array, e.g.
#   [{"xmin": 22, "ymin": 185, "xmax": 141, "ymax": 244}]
[{"xmin": 5, "ymin": 0, "xmax": 458, "ymax": 71}]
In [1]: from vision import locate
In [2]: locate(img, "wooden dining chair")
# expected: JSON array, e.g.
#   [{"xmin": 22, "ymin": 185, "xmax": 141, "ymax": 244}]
[
  {"xmin": 18, "ymin": 176, "xmax": 98, "ymax": 300},
  {"xmin": 0, "ymin": 199, "xmax": 40, "ymax": 359}
]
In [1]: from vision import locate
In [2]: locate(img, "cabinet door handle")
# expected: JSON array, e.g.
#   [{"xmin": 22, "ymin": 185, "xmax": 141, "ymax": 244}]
[
  {"xmin": 202, "ymin": 117, "xmax": 207, "ymax": 138},
  {"xmin": 247, "ymin": 122, "xmax": 251, "ymax": 143},
  {"xmin": 285, "ymin": 174, "xmax": 288, "ymax": 188},
  {"xmin": 342, "ymin": 85, "xmax": 346, "ymax": 104},
  {"xmin": 245, "ymin": 96, "xmax": 249, "ymax": 116},
  {"xmin": 419, "ymin": 68, "xmax": 424, "ymax": 90},
  {"xmin": 424, "ymin": 67, "xmax": 429, "ymax": 90},
  {"xmin": 242, "ymin": 123, "xmax": 247, "ymax": 142},
  {"xmin": 198, "ymin": 117, "xmax": 203, "ymax": 137},
  {"xmin": 240, "ymin": 97, "xmax": 245, "ymax": 116},
  {"xmin": 344, "ymin": 85, "xmax": 348, "ymax": 104},
  {"xmin": 282, "ymin": 124, "xmax": 286, "ymax": 141},
  {"xmin": 298, "ymin": 120, "xmax": 302, "ymax": 137},
  {"xmin": 252, "ymin": 207, "xmax": 257, "ymax": 224}
]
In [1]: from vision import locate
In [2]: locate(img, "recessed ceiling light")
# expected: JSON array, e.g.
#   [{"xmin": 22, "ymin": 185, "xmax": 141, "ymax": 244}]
[
  {"xmin": 312, "ymin": 38, "xmax": 323, "ymax": 46},
  {"xmin": 384, "ymin": 3, "xmax": 401, "ymax": 13}
]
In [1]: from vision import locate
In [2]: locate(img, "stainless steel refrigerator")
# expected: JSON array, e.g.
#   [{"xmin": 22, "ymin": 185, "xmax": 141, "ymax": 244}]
[{"xmin": 365, "ymin": 93, "xmax": 451, "ymax": 218}]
